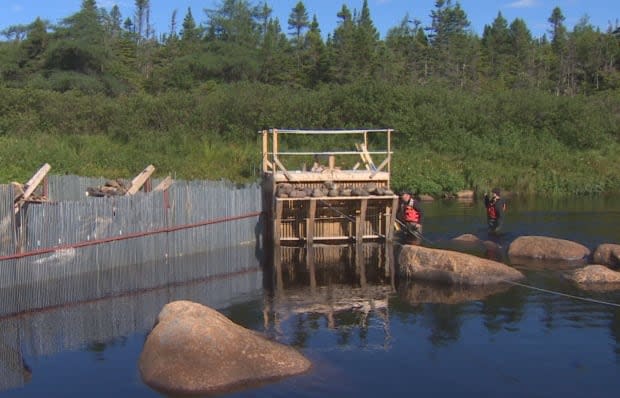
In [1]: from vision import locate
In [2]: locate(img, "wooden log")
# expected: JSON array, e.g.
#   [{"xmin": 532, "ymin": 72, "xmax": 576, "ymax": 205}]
[
  {"xmin": 126, "ymin": 164, "xmax": 155, "ymax": 195},
  {"xmin": 154, "ymin": 176, "xmax": 174, "ymax": 191},
  {"xmin": 15, "ymin": 163, "xmax": 51, "ymax": 213}
]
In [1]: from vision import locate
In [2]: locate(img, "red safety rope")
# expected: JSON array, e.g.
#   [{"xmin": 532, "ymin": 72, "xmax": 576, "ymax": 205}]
[{"xmin": 0, "ymin": 211, "xmax": 262, "ymax": 261}]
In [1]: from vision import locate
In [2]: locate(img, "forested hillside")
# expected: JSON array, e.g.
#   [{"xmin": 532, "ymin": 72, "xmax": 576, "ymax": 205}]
[{"xmin": 1, "ymin": 0, "xmax": 618, "ymax": 195}]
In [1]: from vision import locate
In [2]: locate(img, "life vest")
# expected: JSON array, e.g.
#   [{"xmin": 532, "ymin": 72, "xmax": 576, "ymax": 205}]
[
  {"xmin": 486, "ymin": 200, "xmax": 506, "ymax": 220},
  {"xmin": 404, "ymin": 201, "xmax": 420, "ymax": 223}
]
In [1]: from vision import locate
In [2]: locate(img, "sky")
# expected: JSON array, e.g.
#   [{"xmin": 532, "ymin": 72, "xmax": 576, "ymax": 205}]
[{"xmin": 0, "ymin": 0, "xmax": 618, "ymax": 39}]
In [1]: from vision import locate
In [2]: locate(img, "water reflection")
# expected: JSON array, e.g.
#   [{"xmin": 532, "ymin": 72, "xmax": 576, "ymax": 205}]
[
  {"xmin": 264, "ymin": 243, "xmax": 395, "ymax": 351},
  {"xmin": 0, "ymin": 246, "xmax": 263, "ymax": 394},
  {"xmin": 262, "ymin": 242, "xmax": 620, "ymax": 357}
]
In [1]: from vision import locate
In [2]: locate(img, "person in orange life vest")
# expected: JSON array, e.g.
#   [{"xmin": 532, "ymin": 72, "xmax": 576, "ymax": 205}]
[
  {"xmin": 484, "ymin": 188, "xmax": 506, "ymax": 234},
  {"xmin": 397, "ymin": 192, "xmax": 424, "ymax": 236}
]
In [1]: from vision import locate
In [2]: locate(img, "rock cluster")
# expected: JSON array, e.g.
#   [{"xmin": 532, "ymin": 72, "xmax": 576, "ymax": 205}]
[
  {"xmin": 276, "ymin": 182, "xmax": 394, "ymax": 198},
  {"xmin": 86, "ymin": 179, "xmax": 130, "ymax": 197}
]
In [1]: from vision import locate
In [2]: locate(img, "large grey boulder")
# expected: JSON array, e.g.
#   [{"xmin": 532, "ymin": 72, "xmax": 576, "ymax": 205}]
[
  {"xmin": 508, "ymin": 236, "xmax": 590, "ymax": 261},
  {"xmin": 564, "ymin": 265, "xmax": 620, "ymax": 292},
  {"xmin": 398, "ymin": 245, "xmax": 524, "ymax": 285},
  {"xmin": 139, "ymin": 300, "xmax": 311, "ymax": 396},
  {"xmin": 591, "ymin": 244, "xmax": 620, "ymax": 269}
]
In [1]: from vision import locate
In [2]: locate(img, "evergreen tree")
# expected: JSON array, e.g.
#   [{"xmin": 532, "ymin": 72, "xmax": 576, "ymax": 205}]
[
  {"xmin": 508, "ymin": 18, "xmax": 534, "ymax": 87},
  {"xmin": 481, "ymin": 12, "xmax": 511, "ymax": 80},
  {"xmin": 428, "ymin": 0, "xmax": 475, "ymax": 86},
  {"xmin": 330, "ymin": 5, "xmax": 356, "ymax": 83},
  {"xmin": 354, "ymin": 0, "xmax": 379, "ymax": 79},
  {"xmin": 288, "ymin": 1, "xmax": 309, "ymax": 46}
]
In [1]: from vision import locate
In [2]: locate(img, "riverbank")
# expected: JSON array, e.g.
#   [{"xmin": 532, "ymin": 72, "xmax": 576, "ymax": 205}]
[{"xmin": 1, "ymin": 84, "xmax": 618, "ymax": 195}]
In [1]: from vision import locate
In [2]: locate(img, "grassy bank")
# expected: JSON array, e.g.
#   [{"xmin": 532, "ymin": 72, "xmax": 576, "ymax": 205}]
[{"xmin": 0, "ymin": 83, "xmax": 618, "ymax": 196}]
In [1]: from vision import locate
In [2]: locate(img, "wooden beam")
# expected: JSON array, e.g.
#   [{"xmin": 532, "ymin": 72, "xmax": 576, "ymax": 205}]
[
  {"xmin": 14, "ymin": 163, "xmax": 51, "ymax": 213},
  {"xmin": 274, "ymin": 199, "xmax": 283, "ymax": 246},
  {"xmin": 153, "ymin": 175, "xmax": 174, "ymax": 191},
  {"xmin": 273, "ymin": 157, "xmax": 294, "ymax": 181},
  {"xmin": 360, "ymin": 143, "xmax": 377, "ymax": 171},
  {"xmin": 387, "ymin": 196, "xmax": 399, "ymax": 241},
  {"xmin": 355, "ymin": 143, "xmax": 371, "ymax": 170},
  {"xmin": 370, "ymin": 156, "xmax": 390, "ymax": 178},
  {"xmin": 126, "ymin": 164, "xmax": 155, "ymax": 195},
  {"xmin": 307, "ymin": 199, "xmax": 317, "ymax": 245},
  {"xmin": 356, "ymin": 198, "xmax": 368, "ymax": 244}
]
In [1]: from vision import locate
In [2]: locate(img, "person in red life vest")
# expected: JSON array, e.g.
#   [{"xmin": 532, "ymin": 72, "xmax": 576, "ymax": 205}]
[
  {"xmin": 484, "ymin": 188, "xmax": 506, "ymax": 234},
  {"xmin": 397, "ymin": 192, "xmax": 424, "ymax": 238}
]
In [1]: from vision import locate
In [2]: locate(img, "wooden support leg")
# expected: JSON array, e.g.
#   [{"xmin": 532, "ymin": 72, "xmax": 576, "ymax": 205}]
[
  {"xmin": 356, "ymin": 198, "xmax": 368, "ymax": 244},
  {"xmin": 307, "ymin": 199, "xmax": 316, "ymax": 245}
]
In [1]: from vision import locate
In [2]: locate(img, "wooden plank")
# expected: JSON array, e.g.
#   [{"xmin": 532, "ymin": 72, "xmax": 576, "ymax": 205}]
[
  {"xmin": 274, "ymin": 199, "xmax": 283, "ymax": 246},
  {"xmin": 355, "ymin": 143, "xmax": 371, "ymax": 170},
  {"xmin": 370, "ymin": 156, "xmax": 390, "ymax": 178},
  {"xmin": 126, "ymin": 165, "xmax": 155, "ymax": 195},
  {"xmin": 387, "ymin": 196, "xmax": 399, "ymax": 241},
  {"xmin": 21, "ymin": 163, "xmax": 51, "ymax": 202},
  {"xmin": 307, "ymin": 199, "xmax": 317, "ymax": 245},
  {"xmin": 360, "ymin": 143, "xmax": 377, "ymax": 171},
  {"xmin": 356, "ymin": 198, "xmax": 368, "ymax": 244},
  {"xmin": 15, "ymin": 163, "xmax": 51, "ymax": 213},
  {"xmin": 153, "ymin": 175, "xmax": 174, "ymax": 191},
  {"xmin": 273, "ymin": 157, "xmax": 294, "ymax": 181}
]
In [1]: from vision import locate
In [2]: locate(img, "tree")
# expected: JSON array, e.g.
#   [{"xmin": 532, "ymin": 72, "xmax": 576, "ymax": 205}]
[
  {"xmin": 427, "ymin": 0, "xmax": 475, "ymax": 86},
  {"xmin": 288, "ymin": 1, "xmax": 309, "ymax": 45},
  {"xmin": 508, "ymin": 18, "xmax": 534, "ymax": 86},
  {"xmin": 354, "ymin": 0, "xmax": 380, "ymax": 79},
  {"xmin": 386, "ymin": 16, "xmax": 430, "ymax": 82},
  {"xmin": 181, "ymin": 7, "xmax": 202, "ymax": 44},
  {"xmin": 47, "ymin": 0, "xmax": 108, "ymax": 73},
  {"xmin": 547, "ymin": 7, "xmax": 569, "ymax": 94},
  {"xmin": 481, "ymin": 12, "xmax": 511, "ymax": 80},
  {"xmin": 329, "ymin": 4, "xmax": 356, "ymax": 83}
]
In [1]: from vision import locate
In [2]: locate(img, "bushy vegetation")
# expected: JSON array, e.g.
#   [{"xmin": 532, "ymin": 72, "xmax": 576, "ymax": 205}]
[{"xmin": 0, "ymin": 0, "xmax": 618, "ymax": 196}]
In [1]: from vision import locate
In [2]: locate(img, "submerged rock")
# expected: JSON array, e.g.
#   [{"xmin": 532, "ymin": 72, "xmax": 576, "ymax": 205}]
[
  {"xmin": 591, "ymin": 244, "xmax": 620, "ymax": 269},
  {"xmin": 398, "ymin": 245, "xmax": 524, "ymax": 285},
  {"xmin": 564, "ymin": 265, "xmax": 620, "ymax": 291},
  {"xmin": 508, "ymin": 236, "xmax": 590, "ymax": 262},
  {"xmin": 400, "ymin": 280, "xmax": 512, "ymax": 305},
  {"xmin": 139, "ymin": 300, "xmax": 311, "ymax": 396}
]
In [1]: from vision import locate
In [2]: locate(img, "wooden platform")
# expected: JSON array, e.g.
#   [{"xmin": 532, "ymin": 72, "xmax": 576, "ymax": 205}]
[{"xmin": 261, "ymin": 128, "xmax": 398, "ymax": 245}]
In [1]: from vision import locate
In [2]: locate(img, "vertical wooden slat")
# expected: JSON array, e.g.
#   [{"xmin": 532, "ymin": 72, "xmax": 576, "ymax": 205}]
[
  {"xmin": 307, "ymin": 199, "xmax": 316, "ymax": 245},
  {"xmin": 387, "ymin": 196, "xmax": 399, "ymax": 241},
  {"xmin": 356, "ymin": 198, "xmax": 368, "ymax": 244},
  {"xmin": 274, "ymin": 199, "xmax": 283, "ymax": 247}
]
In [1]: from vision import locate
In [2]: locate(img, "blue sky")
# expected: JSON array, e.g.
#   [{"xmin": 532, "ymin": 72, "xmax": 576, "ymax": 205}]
[{"xmin": 1, "ymin": 0, "xmax": 618, "ymax": 39}]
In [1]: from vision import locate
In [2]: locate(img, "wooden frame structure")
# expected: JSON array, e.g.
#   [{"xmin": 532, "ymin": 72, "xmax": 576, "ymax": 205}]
[{"xmin": 261, "ymin": 128, "xmax": 399, "ymax": 246}]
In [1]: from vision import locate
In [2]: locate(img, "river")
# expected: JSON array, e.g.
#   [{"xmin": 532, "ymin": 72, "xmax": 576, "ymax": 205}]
[{"xmin": 1, "ymin": 195, "xmax": 619, "ymax": 397}]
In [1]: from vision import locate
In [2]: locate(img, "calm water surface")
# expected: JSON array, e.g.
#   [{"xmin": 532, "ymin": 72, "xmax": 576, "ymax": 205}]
[{"xmin": 1, "ymin": 195, "xmax": 619, "ymax": 398}]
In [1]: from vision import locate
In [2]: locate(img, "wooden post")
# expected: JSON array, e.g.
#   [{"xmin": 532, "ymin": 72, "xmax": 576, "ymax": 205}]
[
  {"xmin": 274, "ymin": 199, "xmax": 283, "ymax": 248},
  {"xmin": 356, "ymin": 198, "xmax": 368, "ymax": 245},
  {"xmin": 328, "ymin": 155, "xmax": 335, "ymax": 171},
  {"xmin": 387, "ymin": 196, "xmax": 399, "ymax": 241},
  {"xmin": 126, "ymin": 164, "xmax": 155, "ymax": 195},
  {"xmin": 15, "ymin": 163, "xmax": 51, "ymax": 214},
  {"xmin": 307, "ymin": 199, "xmax": 316, "ymax": 245},
  {"xmin": 387, "ymin": 129, "xmax": 392, "ymax": 185}
]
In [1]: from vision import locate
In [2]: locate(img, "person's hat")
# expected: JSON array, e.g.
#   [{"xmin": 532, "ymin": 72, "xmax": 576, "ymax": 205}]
[{"xmin": 492, "ymin": 188, "xmax": 501, "ymax": 195}]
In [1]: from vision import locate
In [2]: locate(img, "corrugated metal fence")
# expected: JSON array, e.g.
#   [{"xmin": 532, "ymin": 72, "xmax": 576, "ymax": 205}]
[{"xmin": 0, "ymin": 175, "xmax": 265, "ymax": 316}]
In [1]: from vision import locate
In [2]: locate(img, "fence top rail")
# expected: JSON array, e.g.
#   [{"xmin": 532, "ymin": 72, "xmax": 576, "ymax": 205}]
[{"xmin": 259, "ymin": 129, "xmax": 395, "ymax": 135}]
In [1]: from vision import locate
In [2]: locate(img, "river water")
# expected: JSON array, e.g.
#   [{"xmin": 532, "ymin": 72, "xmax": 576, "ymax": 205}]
[{"xmin": 1, "ymin": 195, "xmax": 619, "ymax": 398}]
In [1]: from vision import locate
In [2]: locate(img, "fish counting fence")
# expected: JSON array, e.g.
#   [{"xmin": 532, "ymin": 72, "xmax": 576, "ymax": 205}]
[{"xmin": 0, "ymin": 174, "xmax": 265, "ymax": 317}]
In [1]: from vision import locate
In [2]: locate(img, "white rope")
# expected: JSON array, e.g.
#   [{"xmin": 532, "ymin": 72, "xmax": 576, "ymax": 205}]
[{"xmin": 504, "ymin": 279, "xmax": 620, "ymax": 308}]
